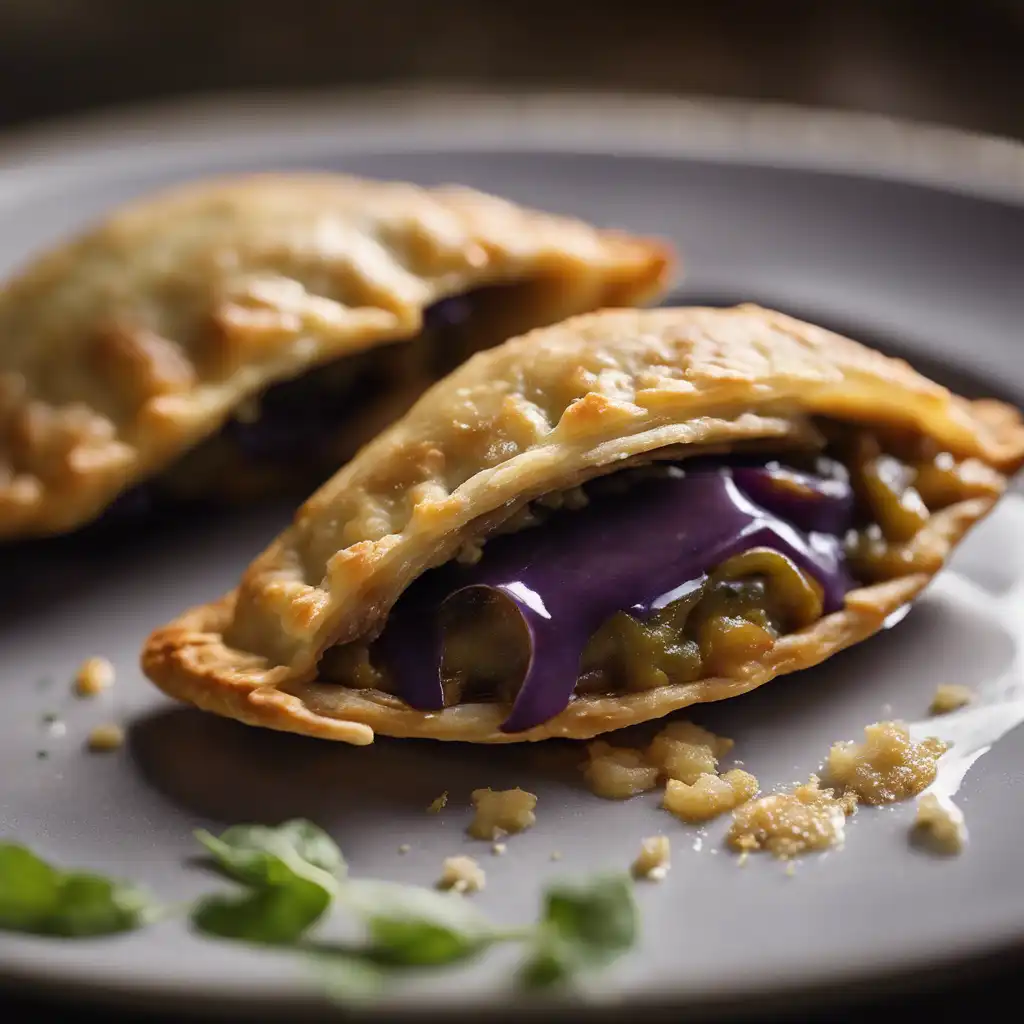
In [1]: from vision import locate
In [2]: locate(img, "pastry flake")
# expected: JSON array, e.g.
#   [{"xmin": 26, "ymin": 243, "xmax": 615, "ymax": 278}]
[
  {"xmin": 0, "ymin": 173, "xmax": 671, "ymax": 537},
  {"xmin": 142, "ymin": 305, "xmax": 1024, "ymax": 744}
]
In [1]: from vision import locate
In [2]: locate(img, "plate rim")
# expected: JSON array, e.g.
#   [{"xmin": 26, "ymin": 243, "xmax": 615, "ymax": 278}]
[{"xmin": 0, "ymin": 87, "xmax": 1023, "ymax": 206}]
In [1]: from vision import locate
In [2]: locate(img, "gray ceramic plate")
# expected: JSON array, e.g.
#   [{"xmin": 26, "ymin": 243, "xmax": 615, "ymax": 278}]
[{"xmin": 1, "ymin": 91, "xmax": 1024, "ymax": 1020}]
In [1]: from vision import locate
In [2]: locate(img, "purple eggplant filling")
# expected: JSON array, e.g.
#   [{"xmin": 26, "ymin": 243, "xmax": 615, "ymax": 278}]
[
  {"xmin": 340, "ymin": 422, "xmax": 989, "ymax": 732},
  {"xmin": 364, "ymin": 457, "xmax": 857, "ymax": 733}
]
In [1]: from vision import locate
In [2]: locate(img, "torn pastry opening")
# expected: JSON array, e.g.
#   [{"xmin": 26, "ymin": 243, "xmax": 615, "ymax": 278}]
[
  {"xmin": 315, "ymin": 419, "xmax": 1002, "ymax": 733},
  {"xmin": 94, "ymin": 282, "xmax": 546, "ymax": 525}
]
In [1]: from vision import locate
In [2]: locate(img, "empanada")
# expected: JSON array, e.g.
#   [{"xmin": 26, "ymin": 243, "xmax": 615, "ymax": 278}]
[
  {"xmin": 0, "ymin": 173, "xmax": 670, "ymax": 537},
  {"xmin": 142, "ymin": 305, "xmax": 1024, "ymax": 744}
]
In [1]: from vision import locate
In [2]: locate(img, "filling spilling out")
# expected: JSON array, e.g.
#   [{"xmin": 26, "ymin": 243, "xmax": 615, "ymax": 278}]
[
  {"xmin": 318, "ymin": 421, "xmax": 999, "ymax": 733},
  {"xmin": 93, "ymin": 288, "xmax": 502, "ymax": 528}
]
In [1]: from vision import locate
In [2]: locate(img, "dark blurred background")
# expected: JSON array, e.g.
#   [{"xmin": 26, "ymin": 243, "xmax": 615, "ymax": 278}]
[{"xmin": 0, "ymin": 0, "xmax": 1022, "ymax": 140}]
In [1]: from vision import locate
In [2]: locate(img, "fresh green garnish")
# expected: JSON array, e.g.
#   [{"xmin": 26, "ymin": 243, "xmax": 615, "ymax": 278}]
[
  {"xmin": 193, "ymin": 884, "xmax": 332, "ymax": 945},
  {"xmin": 192, "ymin": 820, "xmax": 343, "ymax": 945},
  {"xmin": 519, "ymin": 874, "xmax": 638, "ymax": 989},
  {"xmin": 195, "ymin": 820, "xmax": 345, "ymax": 885},
  {"xmin": 0, "ymin": 819, "xmax": 642, "ymax": 1000},
  {"xmin": 344, "ymin": 879, "xmax": 512, "ymax": 966},
  {"xmin": 0, "ymin": 843, "xmax": 159, "ymax": 937}
]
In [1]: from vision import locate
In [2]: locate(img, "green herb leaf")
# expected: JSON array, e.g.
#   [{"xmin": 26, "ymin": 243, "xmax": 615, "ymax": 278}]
[
  {"xmin": 192, "ymin": 820, "xmax": 342, "ymax": 945},
  {"xmin": 344, "ymin": 879, "xmax": 504, "ymax": 966},
  {"xmin": 519, "ymin": 874, "xmax": 638, "ymax": 989},
  {"xmin": 192, "ymin": 881, "xmax": 331, "ymax": 945},
  {"xmin": 0, "ymin": 843, "xmax": 158, "ymax": 938},
  {"xmin": 195, "ymin": 820, "xmax": 344, "ymax": 887}
]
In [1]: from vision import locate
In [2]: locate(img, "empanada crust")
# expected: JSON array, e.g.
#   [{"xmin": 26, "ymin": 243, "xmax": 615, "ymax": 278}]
[
  {"xmin": 142, "ymin": 305, "xmax": 1024, "ymax": 744},
  {"xmin": 0, "ymin": 174, "xmax": 670, "ymax": 537}
]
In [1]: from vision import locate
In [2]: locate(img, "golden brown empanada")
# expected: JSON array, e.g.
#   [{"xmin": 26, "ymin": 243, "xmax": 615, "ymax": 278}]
[
  {"xmin": 0, "ymin": 173, "xmax": 671, "ymax": 538},
  {"xmin": 142, "ymin": 305, "xmax": 1024, "ymax": 745}
]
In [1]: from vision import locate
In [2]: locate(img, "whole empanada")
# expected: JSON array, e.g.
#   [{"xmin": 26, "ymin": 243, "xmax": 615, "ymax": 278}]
[
  {"xmin": 0, "ymin": 173, "xmax": 671, "ymax": 537},
  {"xmin": 142, "ymin": 305, "xmax": 1024, "ymax": 745}
]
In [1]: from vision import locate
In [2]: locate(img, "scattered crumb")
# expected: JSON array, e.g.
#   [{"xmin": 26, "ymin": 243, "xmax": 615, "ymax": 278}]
[
  {"xmin": 913, "ymin": 793, "xmax": 967, "ymax": 854},
  {"xmin": 785, "ymin": 861, "xmax": 797, "ymax": 877},
  {"xmin": 468, "ymin": 788, "xmax": 537, "ymax": 840},
  {"xmin": 737, "ymin": 851, "xmax": 749, "ymax": 868},
  {"xmin": 646, "ymin": 721, "xmax": 734, "ymax": 784},
  {"xmin": 662, "ymin": 769, "xmax": 759, "ymax": 823},
  {"xmin": 491, "ymin": 842, "xmax": 507, "ymax": 856},
  {"xmin": 86, "ymin": 723, "xmax": 125, "ymax": 752},
  {"xmin": 397, "ymin": 843, "xmax": 411, "ymax": 855},
  {"xmin": 727, "ymin": 776, "xmax": 857, "ymax": 859},
  {"xmin": 73, "ymin": 657, "xmax": 115, "ymax": 697},
  {"xmin": 427, "ymin": 791, "xmax": 448, "ymax": 813},
  {"xmin": 631, "ymin": 836, "xmax": 671, "ymax": 881},
  {"xmin": 437, "ymin": 855, "xmax": 485, "ymax": 894},
  {"xmin": 582, "ymin": 741, "xmax": 659, "ymax": 799},
  {"xmin": 826, "ymin": 721, "xmax": 949, "ymax": 804},
  {"xmin": 929, "ymin": 684, "xmax": 974, "ymax": 716},
  {"xmin": 550, "ymin": 850, "xmax": 563, "ymax": 861}
]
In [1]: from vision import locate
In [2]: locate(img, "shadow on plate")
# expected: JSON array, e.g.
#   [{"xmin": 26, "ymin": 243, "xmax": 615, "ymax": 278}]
[{"xmin": 127, "ymin": 705, "xmax": 586, "ymax": 827}]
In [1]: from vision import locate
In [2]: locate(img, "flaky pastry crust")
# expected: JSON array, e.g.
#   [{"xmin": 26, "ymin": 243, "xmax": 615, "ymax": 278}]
[
  {"xmin": 142, "ymin": 305, "xmax": 1024, "ymax": 744},
  {"xmin": 0, "ymin": 173, "xmax": 670, "ymax": 537}
]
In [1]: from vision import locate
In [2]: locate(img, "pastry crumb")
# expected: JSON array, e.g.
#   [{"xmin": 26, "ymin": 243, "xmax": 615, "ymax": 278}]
[
  {"xmin": 631, "ymin": 836, "xmax": 671, "ymax": 881},
  {"xmin": 663, "ymin": 769, "xmax": 759, "ymax": 823},
  {"xmin": 785, "ymin": 861, "xmax": 796, "ymax": 877},
  {"xmin": 86, "ymin": 723, "xmax": 124, "ymax": 752},
  {"xmin": 913, "ymin": 793, "xmax": 967, "ymax": 854},
  {"xmin": 929, "ymin": 684, "xmax": 974, "ymax": 715},
  {"xmin": 427, "ymin": 791, "xmax": 448, "ymax": 813},
  {"xmin": 727, "ymin": 776, "xmax": 857, "ymax": 859},
  {"xmin": 646, "ymin": 721, "xmax": 734, "ymax": 784},
  {"xmin": 468, "ymin": 787, "xmax": 537, "ymax": 840},
  {"xmin": 826, "ymin": 721, "xmax": 949, "ymax": 804},
  {"xmin": 582, "ymin": 741, "xmax": 659, "ymax": 799},
  {"xmin": 737, "ymin": 851, "xmax": 749, "ymax": 868},
  {"xmin": 491, "ymin": 842, "xmax": 507, "ymax": 856},
  {"xmin": 397, "ymin": 843, "xmax": 411, "ymax": 855},
  {"xmin": 74, "ymin": 657, "xmax": 115, "ymax": 697},
  {"xmin": 437, "ymin": 855, "xmax": 485, "ymax": 894},
  {"xmin": 550, "ymin": 850, "xmax": 563, "ymax": 861}
]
